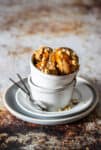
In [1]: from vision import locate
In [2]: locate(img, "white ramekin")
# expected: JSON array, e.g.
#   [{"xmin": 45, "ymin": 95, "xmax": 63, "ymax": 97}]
[
  {"xmin": 30, "ymin": 53, "xmax": 78, "ymax": 89},
  {"xmin": 28, "ymin": 75, "xmax": 76, "ymax": 112}
]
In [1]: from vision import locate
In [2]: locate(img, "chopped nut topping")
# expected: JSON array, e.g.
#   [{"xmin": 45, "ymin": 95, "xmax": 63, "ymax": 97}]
[{"xmin": 33, "ymin": 46, "xmax": 79, "ymax": 75}]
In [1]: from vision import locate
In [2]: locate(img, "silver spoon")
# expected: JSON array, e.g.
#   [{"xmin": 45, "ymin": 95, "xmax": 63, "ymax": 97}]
[{"xmin": 9, "ymin": 77, "xmax": 47, "ymax": 111}]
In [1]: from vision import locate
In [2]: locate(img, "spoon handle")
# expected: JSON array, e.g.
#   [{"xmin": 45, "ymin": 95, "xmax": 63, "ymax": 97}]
[
  {"xmin": 17, "ymin": 73, "xmax": 30, "ymax": 95},
  {"xmin": 9, "ymin": 78, "xmax": 29, "ymax": 95},
  {"xmin": 9, "ymin": 77, "xmax": 47, "ymax": 111}
]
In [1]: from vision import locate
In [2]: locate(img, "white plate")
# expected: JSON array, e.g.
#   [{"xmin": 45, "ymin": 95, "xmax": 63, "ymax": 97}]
[
  {"xmin": 16, "ymin": 77, "xmax": 95, "ymax": 118},
  {"xmin": 3, "ymin": 77, "xmax": 99, "ymax": 125}
]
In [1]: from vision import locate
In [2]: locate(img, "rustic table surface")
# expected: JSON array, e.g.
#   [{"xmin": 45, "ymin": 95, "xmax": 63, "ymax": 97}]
[{"xmin": 0, "ymin": 0, "xmax": 101, "ymax": 149}]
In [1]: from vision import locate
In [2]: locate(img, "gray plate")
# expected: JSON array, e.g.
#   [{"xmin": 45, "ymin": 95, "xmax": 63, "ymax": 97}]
[
  {"xmin": 16, "ymin": 77, "xmax": 95, "ymax": 118},
  {"xmin": 3, "ymin": 77, "xmax": 99, "ymax": 125}
]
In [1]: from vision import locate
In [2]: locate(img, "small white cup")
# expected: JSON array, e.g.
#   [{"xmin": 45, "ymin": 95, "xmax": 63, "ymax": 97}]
[
  {"xmin": 28, "ymin": 76, "xmax": 76, "ymax": 112},
  {"xmin": 30, "ymin": 53, "xmax": 78, "ymax": 89}
]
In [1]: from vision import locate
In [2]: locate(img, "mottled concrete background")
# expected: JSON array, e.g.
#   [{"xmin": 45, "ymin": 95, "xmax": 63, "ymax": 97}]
[{"xmin": 0, "ymin": 0, "xmax": 101, "ymax": 149}]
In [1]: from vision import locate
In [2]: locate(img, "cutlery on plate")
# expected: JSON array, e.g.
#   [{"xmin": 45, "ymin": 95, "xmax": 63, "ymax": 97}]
[{"xmin": 9, "ymin": 76, "xmax": 47, "ymax": 111}]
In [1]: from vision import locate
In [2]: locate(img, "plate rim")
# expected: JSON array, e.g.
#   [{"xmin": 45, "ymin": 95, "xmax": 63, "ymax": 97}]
[{"xmin": 3, "ymin": 76, "xmax": 99, "ymax": 125}]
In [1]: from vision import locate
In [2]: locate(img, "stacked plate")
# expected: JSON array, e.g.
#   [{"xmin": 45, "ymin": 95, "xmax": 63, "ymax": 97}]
[{"xmin": 4, "ymin": 77, "xmax": 99, "ymax": 125}]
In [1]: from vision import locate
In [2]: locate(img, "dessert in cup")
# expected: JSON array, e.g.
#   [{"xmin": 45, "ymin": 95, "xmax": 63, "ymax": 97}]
[{"xmin": 29, "ymin": 46, "xmax": 79, "ymax": 111}]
